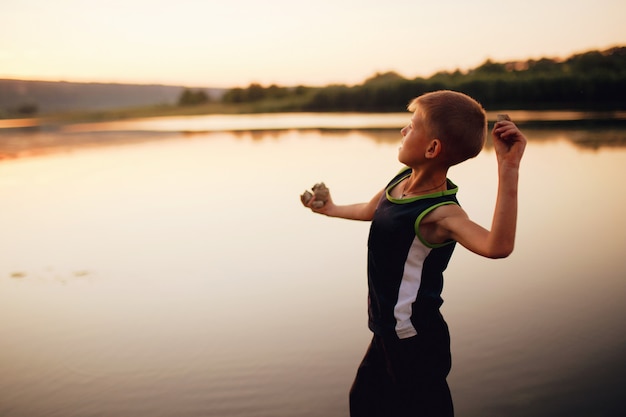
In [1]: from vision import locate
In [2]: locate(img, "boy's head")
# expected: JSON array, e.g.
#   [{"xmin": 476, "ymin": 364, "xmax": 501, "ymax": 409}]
[{"xmin": 408, "ymin": 90, "xmax": 487, "ymax": 167}]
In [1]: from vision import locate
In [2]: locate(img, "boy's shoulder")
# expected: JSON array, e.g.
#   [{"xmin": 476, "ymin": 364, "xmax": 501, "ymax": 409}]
[
  {"xmin": 419, "ymin": 202, "xmax": 468, "ymax": 245},
  {"xmin": 422, "ymin": 202, "xmax": 466, "ymax": 225}
]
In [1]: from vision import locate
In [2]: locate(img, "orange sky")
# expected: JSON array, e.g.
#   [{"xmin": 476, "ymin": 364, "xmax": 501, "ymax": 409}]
[{"xmin": 1, "ymin": 0, "xmax": 625, "ymax": 88}]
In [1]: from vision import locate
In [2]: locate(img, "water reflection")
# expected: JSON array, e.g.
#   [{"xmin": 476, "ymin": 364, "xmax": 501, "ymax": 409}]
[
  {"xmin": 0, "ymin": 120, "xmax": 625, "ymax": 417},
  {"xmin": 1, "ymin": 126, "xmax": 625, "ymax": 162},
  {"xmin": 2, "ymin": 113, "xmax": 626, "ymax": 162}
]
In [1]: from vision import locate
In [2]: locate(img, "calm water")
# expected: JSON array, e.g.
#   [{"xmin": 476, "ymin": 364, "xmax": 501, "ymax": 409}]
[{"xmin": 1, "ymin": 113, "xmax": 625, "ymax": 417}]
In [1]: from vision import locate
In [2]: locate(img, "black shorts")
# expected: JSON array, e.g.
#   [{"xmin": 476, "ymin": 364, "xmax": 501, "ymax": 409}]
[{"xmin": 349, "ymin": 311, "xmax": 453, "ymax": 417}]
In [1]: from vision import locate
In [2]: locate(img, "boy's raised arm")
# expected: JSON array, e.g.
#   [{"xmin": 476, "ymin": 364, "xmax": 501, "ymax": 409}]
[
  {"xmin": 486, "ymin": 119, "xmax": 527, "ymax": 256},
  {"xmin": 438, "ymin": 120, "xmax": 527, "ymax": 258}
]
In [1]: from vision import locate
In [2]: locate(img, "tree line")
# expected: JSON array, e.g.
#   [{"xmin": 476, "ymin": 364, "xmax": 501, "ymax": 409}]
[{"xmin": 209, "ymin": 46, "xmax": 626, "ymax": 112}]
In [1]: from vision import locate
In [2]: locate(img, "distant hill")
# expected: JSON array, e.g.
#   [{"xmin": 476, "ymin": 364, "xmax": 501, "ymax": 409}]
[{"xmin": 0, "ymin": 79, "xmax": 225, "ymax": 115}]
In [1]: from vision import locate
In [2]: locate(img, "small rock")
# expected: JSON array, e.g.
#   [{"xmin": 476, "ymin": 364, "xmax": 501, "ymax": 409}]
[{"xmin": 300, "ymin": 182, "xmax": 329, "ymax": 208}]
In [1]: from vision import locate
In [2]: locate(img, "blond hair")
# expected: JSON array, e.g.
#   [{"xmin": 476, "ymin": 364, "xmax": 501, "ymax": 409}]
[{"xmin": 408, "ymin": 90, "xmax": 487, "ymax": 167}]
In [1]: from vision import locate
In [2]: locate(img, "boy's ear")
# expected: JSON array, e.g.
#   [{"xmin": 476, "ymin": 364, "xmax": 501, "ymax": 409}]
[{"xmin": 425, "ymin": 139, "xmax": 442, "ymax": 159}]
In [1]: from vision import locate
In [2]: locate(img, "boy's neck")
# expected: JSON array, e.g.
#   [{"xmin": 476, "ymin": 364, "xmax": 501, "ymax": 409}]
[{"xmin": 402, "ymin": 167, "xmax": 449, "ymax": 197}]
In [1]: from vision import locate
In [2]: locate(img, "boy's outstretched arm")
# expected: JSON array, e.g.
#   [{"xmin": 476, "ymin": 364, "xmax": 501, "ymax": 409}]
[
  {"xmin": 305, "ymin": 187, "xmax": 384, "ymax": 221},
  {"xmin": 433, "ymin": 120, "xmax": 527, "ymax": 258}
]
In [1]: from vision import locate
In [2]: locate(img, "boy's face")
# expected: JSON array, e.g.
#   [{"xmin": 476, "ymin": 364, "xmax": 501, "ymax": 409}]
[{"xmin": 398, "ymin": 107, "xmax": 431, "ymax": 166}]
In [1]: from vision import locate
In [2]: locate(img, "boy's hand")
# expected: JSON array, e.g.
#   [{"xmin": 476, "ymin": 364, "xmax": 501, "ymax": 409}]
[{"xmin": 492, "ymin": 118, "xmax": 527, "ymax": 168}]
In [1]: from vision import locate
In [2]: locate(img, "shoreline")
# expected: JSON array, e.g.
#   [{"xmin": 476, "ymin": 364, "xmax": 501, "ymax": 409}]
[{"xmin": 3, "ymin": 109, "xmax": 626, "ymax": 131}]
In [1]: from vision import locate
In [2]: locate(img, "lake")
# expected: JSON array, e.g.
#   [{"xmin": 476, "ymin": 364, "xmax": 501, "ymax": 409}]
[{"xmin": 1, "ymin": 113, "xmax": 625, "ymax": 417}]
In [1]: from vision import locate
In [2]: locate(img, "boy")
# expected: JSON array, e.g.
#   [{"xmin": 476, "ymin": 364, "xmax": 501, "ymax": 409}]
[{"xmin": 302, "ymin": 90, "xmax": 527, "ymax": 417}]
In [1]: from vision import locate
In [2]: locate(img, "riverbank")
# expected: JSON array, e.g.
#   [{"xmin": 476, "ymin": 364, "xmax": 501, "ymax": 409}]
[{"xmin": 2, "ymin": 107, "xmax": 626, "ymax": 132}]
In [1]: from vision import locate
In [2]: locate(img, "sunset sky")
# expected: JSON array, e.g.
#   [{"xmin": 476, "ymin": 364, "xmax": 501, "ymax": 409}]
[{"xmin": 1, "ymin": 0, "xmax": 625, "ymax": 88}]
